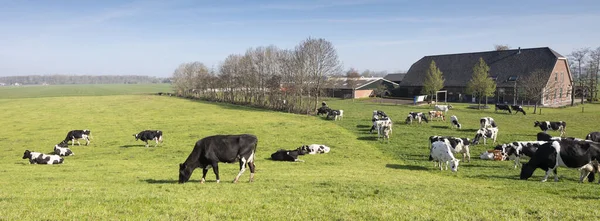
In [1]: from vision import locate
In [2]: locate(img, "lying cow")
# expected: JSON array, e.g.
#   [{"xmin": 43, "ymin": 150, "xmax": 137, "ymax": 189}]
[
  {"xmin": 429, "ymin": 136, "xmax": 471, "ymax": 162},
  {"xmin": 23, "ymin": 150, "xmax": 64, "ymax": 164},
  {"xmin": 495, "ymin": 141, "xmax": 546, "ymax": 168},
  {"xmin": 271, "ymin": 149, "xmax": 304, "ymax": 162},
  {"xmin": 472, "ymin": 127, "xmax": 499, "ymax": 145},
  {"xmin": 511, "ymin": 105, "xmax": 526, "ymax": 115},
  {"xmin": 428, "ymin": 111, "xmax": 445, "ymax": 121},
  {"xmin": 133, "ymin": 130, "xmax": 164, "ymax": 147},
  {"xmin": 450, "ymin": 115, "xmax": 461, "ymax": 129},
  {"xmin": 495, "ymin": 103, "xmax": 512, "ymax": 114},
  {"xmin": 586, "ymin": 132, "xmax": 600, "ymax": 142},
  {"xmin": 54, "ymin": 143, "xmax": 74, "ymax": 156},
  {"xmin": 429, "ymin": 141, "xmax": 460, "ymax": 172},
  {"xmin": 61, "ymin": 129, "xmax": 92, "ymax": 146},
  {"xmin": 178, "ymin": 134, "xmax": 258, "ymax": 184},
  {"xmin": 299, "ymin": 144, "xmax": 331, "ymax": 154},
  {"xmin": 434, "ymin": 104, "xmax": 452, "ymax": 113},
  {"xmin": 480, "ymin": 117, "xmax": 497, "ymax": 129},
  {"xmin": 534, "ymin": 121, "xmax": 567, "ymax": 137},
  {"xmin": 520, "ymin": 140, "xmax": 600, "ymax": 182}
]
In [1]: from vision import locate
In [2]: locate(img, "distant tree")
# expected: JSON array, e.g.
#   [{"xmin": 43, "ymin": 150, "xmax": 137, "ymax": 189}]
[
  {"xmin": 569, "ymin": 48, "xmax": 590, "ymax": 105},
  {"xmin": 588, "ymin": 47, "xmax": 600, "ymax": 100},
  {"xmin": 361, "ymin": 69, "xmax": 372, "ymax": 77},
  {"xmin": 466, "ymin": 58, "xmax": 496, "ymax": 109},
  {"xmin": 346, "ymin": 68, "xmax": 361, "ymax": 100},
  {"xmin": 421, "ymin": 60, "xmax": 444, "ymax": 104},
  {"xmin": 494, "ymin": 44, "xmax": 510, "ymax": 51},
  {"xmin": 520, "ymin": 69, "xmax": 555, "ymax": 113}
]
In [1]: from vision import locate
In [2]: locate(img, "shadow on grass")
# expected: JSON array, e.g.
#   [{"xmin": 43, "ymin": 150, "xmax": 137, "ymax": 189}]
[
  {"xmin": 357, "ymin": 136, "xmax": 377, "ymax": 141},
  {"xmin": 572, "ymin": 195, "xmax": 600, "ymax": 200},
  {"xmin": 120, "ymin": 144, "xmax": 147, "ymax": 148},
  {"xmin": 431, "ymin": 125, "xmax": 450, "ymax": 129},
  {"xmin": 466, "ymin": 174, "xmax": 520, "ymax": 180},
  {"xmin": 461, "ymin": 129, "xmax": 479, "ymax": 132},
  {"xmin": 461, "ymin": 164, "xmax": 507, "ymax": 169},
  {"xmin": 143, "ymin": 179, "xmax": 179, "ymax": 184},
  {"xmin": 385, "ymin": 164, "xmax": 428, "ymax": 171},
  {"xmin": 356, "ymin": 125, "xmax": 371, "ymax": 128}
]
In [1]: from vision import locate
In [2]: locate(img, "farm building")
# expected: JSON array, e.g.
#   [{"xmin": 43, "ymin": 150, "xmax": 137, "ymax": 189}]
[
  {"xmin": 322, "ymin": 77, "xmax": 399, "ymax": 99},
  {"xmin": 395, "ymin": 47, "xmax": 572, "ymax": 107},
  {"xmin": 383, "ymin": 73, "xmax": 406, "ymax": 84}
]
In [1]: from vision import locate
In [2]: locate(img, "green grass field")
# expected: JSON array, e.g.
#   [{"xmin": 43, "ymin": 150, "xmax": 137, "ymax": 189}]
[
  {"xmin": 0, "ymin": 84, "xmax": 172, "ymax": 99},
  {"xmin": 1, "ymin": 86, "xmax": 600, "ymax": 220}
]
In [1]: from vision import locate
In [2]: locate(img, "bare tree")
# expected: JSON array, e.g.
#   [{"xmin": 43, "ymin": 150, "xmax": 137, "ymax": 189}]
[
  {"xmin": 520, "ymin": 69, "xmax": 556, "ymax": 113},
  {"xmin": 569, "ymin": 48, "xmax": 590, "ymax": 105},
  {"xmin": 588, "ymin": 47, "xmax": 600, "ymax": 100},
  {"xmin": 494, "ymin": 44, "xmax": 510, "ymax": 51}
]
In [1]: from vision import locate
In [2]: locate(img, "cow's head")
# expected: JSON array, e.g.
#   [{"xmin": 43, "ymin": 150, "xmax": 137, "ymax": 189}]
[
  {"xmin": 133, "ymin": 134, "xmax": 139, "ymax": 141},
  {"xmin": 447, "ymin": 105, "xmax": 453, "ymax": 109},
  {"xmin": 472, "ymin": 129, "xmax": 486, "ymax": 145},
  {"xmin": 295, "ymin": 147, "xmax": 308, "ymax": 155},
  {"xmin": 519, "ymin": 163, "xmax": 535, "ymax": 180},
  {"xmin": 450, "ymin": 159, "xmax": 460, "ymax": 172},
  {"xmin": 178, "ymin": 163, "xmax": 193, "ymax": 184},
  {"xmin": 533, "ymin": 121, "xmax": 541, "ymax": 127},
  {"xmin": 22, "ymin": 150, "xmax": 31, "ymax": 159},
  {"xmin": 56, "ymin": 141, "xmax": 68, "ymax": 148}
]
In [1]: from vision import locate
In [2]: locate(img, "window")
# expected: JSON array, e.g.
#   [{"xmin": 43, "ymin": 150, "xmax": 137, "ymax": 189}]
[
  {"xmin": 554, "ymin": 89, "xmax": 557, "ymax": 99},
  {"xmin": 555, "ymin": 72, "xmax": 558, "ymax": 81},
  {"xmin": 559, "ymin": 88, "xmax": 563, "ymax": 98}
]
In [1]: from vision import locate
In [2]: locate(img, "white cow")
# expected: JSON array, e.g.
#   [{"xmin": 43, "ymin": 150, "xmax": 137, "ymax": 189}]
[
  {"xmin": 376, "ymin": 119, "xmax": 393, "ymax": 142},
  {"xmin": 473, "ymin": 127, "xmax": 499, "ymax": 145},
  {"xmin": 429, "ymin": 141, "xmax": 460, "ymax": 172},
  {"xmin": 335, "ymin": 110, "xmax": 344, "ymax": 121},
  {"xmin": 54, "ymin": 144, "xmax": 74, "ymax": 156},
  {"xmin": 450, "ymin": 115, "xmax": 461, "ymax": 129},
  {"xmin": 434, "ymin": 105, "xmax": 453, "ymax": 113}
]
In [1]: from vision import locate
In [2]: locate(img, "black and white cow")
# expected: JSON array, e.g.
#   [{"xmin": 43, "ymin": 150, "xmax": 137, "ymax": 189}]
[
  {"xmin": 54, "ymin": 143, "xmax": 74, "ymax": 156},
  {"xmin": 534, "ymin": 121, "xmax": 567, "ymax": 137},
  {"xmin": 495, "ymin": 141, "xmax": 546, "ymax": 168},
  {"xmin": 429, "ymin": 141, "xmax": 460, "ymax": 172},
  {"xmin": 450, "ymin": 115, "xmax": 461, "ymax": 129},
  {"xmin": 271, "ymin": 149, "xmax": 304, "ymax": 162},
  {"xmin": 429, "ymin": 136, "xmax": 471, "ymax": 162},
  {"xmin": 327, "ymin": 110, "xmax": 343, "ymax": 121},
  {"xmin": 133, "ymin": 130, "xmax": 163, "ymax": 147},
  {"xmin": 511, "ymin": 105, "xmax": 526, "ymax": 115},
  {"xmin": 520, "ymin": 140, "xmax": 600, "ymax": 182},
  {"xmin": 178, "ymin": 134, "xmax": 258, "ymax": 184},
  {"xmin": 373, "ymin": 110, "xmax": 388, "ymax": 118},
  {"xmin": 317, "ymin": 106, "xmax": 331, "ymax": 116},
  {"xmin": 406, "ymin": 112, "xmax": 428, "ymax": 124},
  {"xmin": 495, "ymin": 104, "xmax": 512, "ymax": 114},
  {"xmin": 480, "ymin": 117, "xmax": 497, "ymax": 129},
  {"xmin": 299, "ymin": 144, "xmax": 331, "ymax": 154},
  {"xmin": 472, "ymin": 127, "xmax": 499, "ymax": 145},
  {"xmin": 22, "ymin": 150, "xmax": 64, "ymax": 165},
  {"xmin": 61, "ymin": 129, "xmax": 92, "ymax": 146},
  {"xmin": 586, "ymin": 132, "xmax": 600, "ymax": 142}
]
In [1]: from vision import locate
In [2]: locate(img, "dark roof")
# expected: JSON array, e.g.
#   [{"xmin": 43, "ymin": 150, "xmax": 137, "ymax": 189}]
[
  {"xmin": 399, "ymin": 47, "xmax": 567, "ymax": 88},
  {"xmin": 323, "ymin": 77, "xmax": 398, "ymax": 89},
  {"xmin": 384, "ymin": 73, "xmax": 406, "ymax": 82}
]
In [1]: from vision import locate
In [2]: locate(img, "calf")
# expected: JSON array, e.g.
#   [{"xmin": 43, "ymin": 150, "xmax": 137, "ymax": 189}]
[
  {"xmin": 534, "ymin": 121, "xmax": 567, "ymax": 137},
  {"xmin": 429, "ymin": 136, "xmax": 471, "ymax": 162},
  {"xmin": 54, "ymin": 143, "xmax": 74, "ymax": 156},
  {"xmin": 428, "ymin": 111, "xmax": 445, "ymax": 121},
  {"xmin": 22, "ymin": 150, "xmax": 64, "ymax": 164},
  {"xmin": 271, "ymin": 149, "xmax": 304, "ymax": 162},
  {"xmin": 578, "ymin": 160, "xmax": 600, "ymax": 183},
  {"xmin": 511, "ymin": 105, "xmax": 526, "ymax": 115},
  {"xmin": 299, "ymin": 144, "xmax": 331, "ymax": 154},
  {"xmin": 133, "ymin": 130, "xmax": 164, "ymax": 147},
  {"xmin": 472, "ymin": 127, "xmax": 499, "ymax": 145},
  {"xmin": 378, "ymin": 121, "xmax": 392, "ymax": 143},
  {"xmin": 495, "ymin": 141, "xmax": 546, "ymax": 168},
  {"xmin": 434, "ymin": 104, "xmax": 452, "ymax": 113},
  {"xmin": 495, "ymin": 103, "xmax": 512, "ymax": 114},
  {"xmin": 327, "ymin": 110, "xmax": 343, "ymax": 121},
  {"xmin": 429, "ymin": 141, "xmax": 460, "ymax": 172},
  {"xmin": 61, "ymin": 129, "xmax": 92, "ymax": 146},
  {"xmin": 480, "ymin": 117, "xmax": 497, "ymax": 129},
  {"xmin": 178, "ymin": 134, "xmax": 258, "ymax": 184},
  {"xmin": 450, "ymin": 115, "xmax": 461, "ymax": 129},
  {"xmin": 520, "ymin": 140, "xmax": 600, "ymax": 182},
  {"xmin": 586, "ymin": 132, "xmax": 600, "ymax": 142}
]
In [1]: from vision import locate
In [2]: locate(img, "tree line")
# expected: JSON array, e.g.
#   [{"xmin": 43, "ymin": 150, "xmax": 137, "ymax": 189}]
[
  {"xmin": 0, "ymin": 75, "xmax": 170, "ymax": 85},
  {"xmin": 568, "ymin": 47, "xmax": 600, "ymax": 103},
  {"xmin": 171, "ymin": 37, "xmax": 342, "ymax": 114}
]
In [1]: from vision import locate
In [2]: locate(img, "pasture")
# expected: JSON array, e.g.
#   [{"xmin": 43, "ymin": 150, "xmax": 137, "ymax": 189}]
[{"xmin": 1, "ymin": 86, "xmax": 600, "ymax": 220}]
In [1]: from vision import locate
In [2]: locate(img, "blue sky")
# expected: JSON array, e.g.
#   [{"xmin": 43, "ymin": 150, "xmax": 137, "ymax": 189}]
[{"xmin": 1, "ymin": 0, "xmax": 599, "ymax": 77}]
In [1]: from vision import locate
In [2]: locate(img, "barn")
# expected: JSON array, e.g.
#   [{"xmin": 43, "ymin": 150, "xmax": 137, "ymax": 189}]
[
  {"xmin": 322, "ymin": 77, "xmax": 399, "ymax": 99},
  {"xmin": 394, "ymin": 47, "xmax": 573, "ymax": 107}
]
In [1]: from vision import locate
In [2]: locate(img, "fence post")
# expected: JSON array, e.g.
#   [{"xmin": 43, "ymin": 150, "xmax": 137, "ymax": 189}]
[
  {"xmin": 582, "ymin": 106, "xmax": 585, "ymax": 113},
  {"xmin": 539, "ymin": 108, "xmax": 542, "ymax": 115}
]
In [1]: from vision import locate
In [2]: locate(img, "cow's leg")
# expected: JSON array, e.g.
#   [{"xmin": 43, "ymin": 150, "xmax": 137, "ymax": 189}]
[
  {"xmin": 553, "ymin": 168, "xmax": 559, "ymax": 182},
  {"xmin": 200, "ymin": 167, "xmax": 209, "ymax": 184},
  {"xmin": 154, "ymin": 138, "xmax": 159, "ymax": 147},
  {"xmin": 145, "ymin": 141, "xmax": 149, "ymax": 148},
  {"xmin": 233, "ymin": 157, "xmax": 248, "ymax": 183},
  {"xmin": 513, "ymin": 157, "xmax": 520, "ymax": 169},
  {"xmin": 541, "ymin": 169, "xmax": 551, "ymax": 182},
  {"xmin": 580, "ymin": 170, "xmax": 590, "ymax": 183},
  {"xmin": 211, "ymin": 162, "xmax": 220, "ymax": 183},
  {"xmin": 248, "ymin": 159, "xmax": 256, "ymax": 182}
]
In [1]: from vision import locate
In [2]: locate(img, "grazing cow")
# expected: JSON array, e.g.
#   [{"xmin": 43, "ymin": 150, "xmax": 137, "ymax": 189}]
[
  {"xmin": 495, "ymin": 104, "xmax": 512, "ymax": 114},
  {"xmin": 178, "ymin": 134, "xmax": 258, "ymax": 184},
  {"xmin": 370, "ymin": 115, "xmax": 391, "ymax": 134},
  {"xmin": 429, "ymin": 136, "xmax": 471, "ymax": 162},
  {"xmin": 377, "ymin": 120, "xmax": 392, "ymax": 143},
  {"xmin": 23, "ymin": 150, "xmax": 64, "ymax": 164},
  {"xmin": 271, "ymin": 149, "xmax": 304, "ymax": 162},
  {"xmin": 434, "ymin": 105, "xmax": 453, "ymax": 113},
  {"xmin": 299, "ymin": 144, "xmax": 331, "ymax": 154},
  {"xmin": 428, "ymin": 111, "xmax": 445, "ymax": 121},
  {"xmin": 61, "ymin": 129, "xmax": 92, "ymax": 146},
  {"xmin": 495, "ymin": 141, "xmax": 546, "ymax": 168},
  {"xmin": 317, "ymin": 106, "xmax": 331, "ymax": 116},
  {"xmin": 536, "ymin": 132, "xmax": 561, "ymax": 142},
  {"xmin": 586, "ymin": 132, "xmax": 600, "ymax": 142},
  {"xmin": 480, "ymin": 117, "xmax": 497, "ymax": 129},
  {"xmin": 407, "ymin": 112, "xmax": 428, "ymax": 124},
  {"xmin": 133, "ymin": 130, "xmax": 164, "ymax": 147},
  {"xmin": 373, "ymin": 110, "xmax": 388, "ymax": 118},
  {"xmin": 534, "ymin": 121, "xmax": 567, "ymax": 137},
  {"xmin": 511, "ymin": 105, "xmax": 526, "ymax": 115},
  {"xmin": 450, "ymin": 115, "xmax": 461, "ymax": 129},
  {"xmin": 472, "ymin": 127, "xmax": 499, "ymax": 145},
  {"xmin": 54, "ymin": 144, "xmax": 74, "ymax": 156},
  {"xmin": 372, "ymin": 117, "xmax": 393, "ymax": 137},
  {"xmin": 520, "ymin": 140, "xmax": 600, "ymax": 182},
  {"xmin": 429, "ymin": 141, "xmax": 460, "ymax": 172}
]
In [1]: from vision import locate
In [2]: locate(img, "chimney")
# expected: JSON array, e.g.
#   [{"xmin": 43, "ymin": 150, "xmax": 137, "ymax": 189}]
[{"xmin": 517, "ymin": 47, "xmax": 521, "ymax": 54}]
